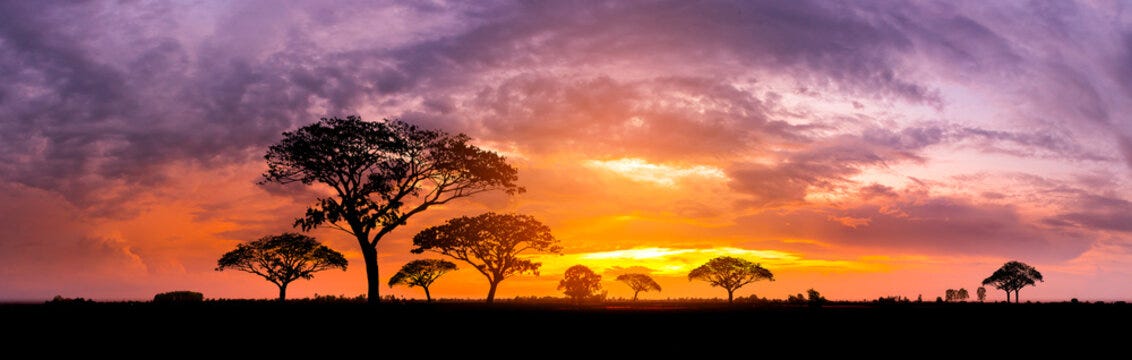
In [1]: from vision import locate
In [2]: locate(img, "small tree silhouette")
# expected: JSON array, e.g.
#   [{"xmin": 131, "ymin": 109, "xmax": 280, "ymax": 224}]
[
  {"xmin": 977, "ymin": 286, "xmax": 987, "ymax": 302},
  {"xmin": 806, "ymin": 288, "xmax": 827, "ymax": 307},
  {"xmin": 688, "ymin": 256, "xmax": 774, "ymax": 303},
  {"xmin": 982, "ymin": 260, "xmax": 1043, "ymax": 303},
  {"xmin": 216, "ymin": 232, "xmax": 347, "ymax": 301},
  {"xmin": 615, "ymin": 273, "xmax": 662, "ymax": 301},
  {"xmin": 558, "ymin": 264, "xmax": 604, "ymax": 303},
  {"xmin": 388, "ymin": 259, "xmax": 458, "ymax": 302}
]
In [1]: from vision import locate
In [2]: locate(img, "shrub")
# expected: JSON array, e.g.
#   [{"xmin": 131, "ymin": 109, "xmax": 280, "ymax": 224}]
[
  {"xmin": 153, "ymin": 291, "xmax": 204, "ymax": 303},
  {"xmin": 46, "ymin": 295, "xmax": 93, "ymax": 305}
]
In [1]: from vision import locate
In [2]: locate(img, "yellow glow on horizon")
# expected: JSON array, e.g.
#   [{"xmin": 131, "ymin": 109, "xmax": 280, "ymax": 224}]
[
  {"xmin": 529, "ymin": 246, "xmax": 877, "ymax": 277},
  {"xmin": 585, "ymin": 158, "xmax": 726, "ymax": 187}
]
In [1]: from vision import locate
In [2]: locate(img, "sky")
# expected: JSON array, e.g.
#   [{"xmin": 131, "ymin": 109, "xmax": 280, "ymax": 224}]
[{"xmin": 2, "ymin": 0, "xmax": 1131, "ymax": 303}]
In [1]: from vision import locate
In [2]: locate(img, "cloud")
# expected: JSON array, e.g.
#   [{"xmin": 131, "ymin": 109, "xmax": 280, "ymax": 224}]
[
  {"xmin": 0, "ymin": 183, "xmax": 148, "ymax": 300},
  {"xmin": 736, "ymin": 194, "xmax": 1093, "ymax": 263},
  {"xmin": 585, "ymin": 158, "xmax": 726, "ymax": 187},
  {"xmin": 1046, "ymin": 194, "xmax": 1132, "ymax": 233},
  {"xmin": 727, "ymin": 131, "xmax": 929, "ymax": 207}
]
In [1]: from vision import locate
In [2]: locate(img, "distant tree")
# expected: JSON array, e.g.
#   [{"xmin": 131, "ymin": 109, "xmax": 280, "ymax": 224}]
[
  {"xmin": 977, "ymin": 286, "xmax": 987, "ymax": 302},
  {"xmin": 153, "ymin": 291, "xmax": 204, "ymax": 304},
  {"xmin": 806, "ymin": 288, "xmax": 827, "ymax": 307},
  {"xmin": 615, "ymin": 273, "xmax": 662, "ymax": 300},
  {"xmin": 787, "ymin": 293, "xmax": 806, "ymax": 304},
  {"xmin": 411, "ymin": 212, "xmax": 562, "ymax": 303},
  {"xmin": 261, "ymin": 116, "xmax": 522, "ymax": 303},
  {"xmin": 216, "ymin": 232, "xmax": 348, "ymax": 301},
  {"xmin": 48, "ymin": 295, "xmax": 93, "ymax": 305},
  {"xmin": 388, "ymin": 259, "xmax": 458, "ymax": 302},
  {"xmin": 982, "ymin": 260, "xmax": 1043, "ymax": 303},
  {"xmin": 944, "ymin": 288, "xmax": 970, "ymax": 302},
  {"xmin": 559, "ymin": 265, "xmax": 604, "ymax": 302},
  {"xmin": 687, "ymin": 256, "xmax": 774, "ymax": 303}
]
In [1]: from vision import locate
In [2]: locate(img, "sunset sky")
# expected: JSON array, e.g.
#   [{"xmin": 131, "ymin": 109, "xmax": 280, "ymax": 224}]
[{"xmin": 3, "ymin": 0, "xmax": 1132, "ymax": 303}]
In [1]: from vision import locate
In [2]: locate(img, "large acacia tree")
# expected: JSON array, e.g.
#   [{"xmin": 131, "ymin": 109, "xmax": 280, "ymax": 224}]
[
  {"xmin": 216, "ymin": 232, "xmax": 348, "ymax": 301},
  {"xmin": 615, "ymin": 273, "xmax": 661, "ymax": 301},
  {"xmin": 982, "ymin": 260, "xmax": 1043, "ymax": 303},
  {"xmin": 411, "ymin": 212, "xmax": 562, "ymax": 303},
  {"xmin": 688, "ymin": 256, "xmax": 774, "ymax": 303},
  {"xmin": 262, "ymin": 116, "xmax": 522, "ymax": 303}
]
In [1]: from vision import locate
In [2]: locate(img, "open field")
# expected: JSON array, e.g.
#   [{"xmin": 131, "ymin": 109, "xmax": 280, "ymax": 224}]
[{"xmin": 4, "ymin": 299, "xmax": 1129, "ymax": 356}]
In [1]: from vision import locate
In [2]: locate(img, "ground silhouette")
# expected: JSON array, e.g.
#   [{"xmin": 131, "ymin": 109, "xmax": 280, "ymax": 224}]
[{"xmin": 6, "ymin": 298, "xmax": 1128, "ymax": 357}]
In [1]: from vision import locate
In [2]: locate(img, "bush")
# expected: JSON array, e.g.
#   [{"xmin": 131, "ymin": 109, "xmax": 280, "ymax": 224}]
[
  {"xmin": 46, "ymin": 295, "xmax": 93, "ymax": 305},
  {"xmin": 153, "ymin": 291, "xmax": 204, "ymax": 304}
]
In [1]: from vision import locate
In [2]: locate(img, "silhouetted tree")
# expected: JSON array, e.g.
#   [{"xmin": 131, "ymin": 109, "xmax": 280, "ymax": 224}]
[
  {"xmin": 945, "ymin": 288, "xmax": 970, "ymax": 302},
  {"xmin": 262, "ymin": 116, "xmax": 522, "ymax": 303},
  {"xmin": 559, "ymin": 264, "xmax": 604, "ymax": 302},
  {"xmin": 615, "ymin": 273, "xmax": 662, "ymax": 300},
  {"xmin": 957, "ymin": 288, "xmax": 969, "ymax": 302},
  {"xmin": 688, "ymin": 256, "xmax": 774, "ymax": 303},
  {"xmin": 806, "ymin": 288, "xmax": 827, "ymax": 307},
  {"xmin": 982, "ymin": 260, "xmax": 1043, "ymax": 303},
  {"xmin": 788, "ymin": 293, "xmax": 806, "ymax": 304},
  {"xmin": 977, "ymin": 286, "xmax": 987, "ymax": 302},
  {"xmin": 388, "ymin": 259, "xmax": 458, "ymax": 302},
  {"xmin": 153, "ymin": 291, "xmax": 204, "ymax": 304},
  {"xmin": 216, "ymin": 233, "xmax": 348, "ymax": 301},
  {"xmin": 411, "ymin": 212, "xmax": 562, "ymax": 303}
]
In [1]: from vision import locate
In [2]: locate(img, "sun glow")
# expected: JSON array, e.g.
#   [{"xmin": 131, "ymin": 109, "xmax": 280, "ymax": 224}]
[
  {"xmin": 531, "ymin": 246, "xmax": 866, "ymax": 277},
  {"xmin": 585, "ymin": 158, "xmax": 726, "ymax": 187}
]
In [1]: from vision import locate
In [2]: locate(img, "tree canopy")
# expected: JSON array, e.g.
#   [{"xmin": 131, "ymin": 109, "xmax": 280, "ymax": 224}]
[
  {"xmin": 982, "ymin": 260, "xmax": 1043, "ymax": 303},
  {"xmin": 388, "ymin": 259, "xmax": 458, "ymax": 302},
  {"xmin": 261, "ymin": 116, "xmax": 522, "ymax": 303},
  {"xmin": 216, "ymin": 232, "xmax": 348, "ymax": 301},
  {"xmin": 559, "ymin": 264, "xmax": 604, "ymax": 302},
  {"xmin": 411, "ymin": 212, "xmax": 562, "ymax": 303},
  {"xmin": 615, "ymin": 273, "xmax": 662, "ymax": 301},
  {"xmin": 688, "ymin": 256, "xmax": 774, "ymax": 303}
]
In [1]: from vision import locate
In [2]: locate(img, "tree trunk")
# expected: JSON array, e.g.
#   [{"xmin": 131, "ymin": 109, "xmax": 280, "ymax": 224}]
[
  {"xmin": 361, "ymin": 242, "xmax": 381, "ymax": 304},
  {"xmin": 1003, "ymin": 290, "xmax": 1011, "ymax": 303},
  {"xmin": 486, "ymin": 279, "xmax": 500, "ymax": 303},
  {"xmin": 424, "ymin": 287, "xmax": 432, "ymax": 302},
  {"xmin": 278, "ymin": 283, "xmax": 287, "ymax": 302},
  {"xmin": 727, "ymin": 289, "xmax": 734, "ymax": 303},
  {"xmin": 633, "ymin": 291, "xmax": 639, "ymax": 301}
]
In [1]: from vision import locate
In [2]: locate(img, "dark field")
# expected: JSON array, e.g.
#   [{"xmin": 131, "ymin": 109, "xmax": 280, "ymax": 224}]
[{"xmin": 4, "ymin": 300, "xmax": 1128, "ymax": 356}]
